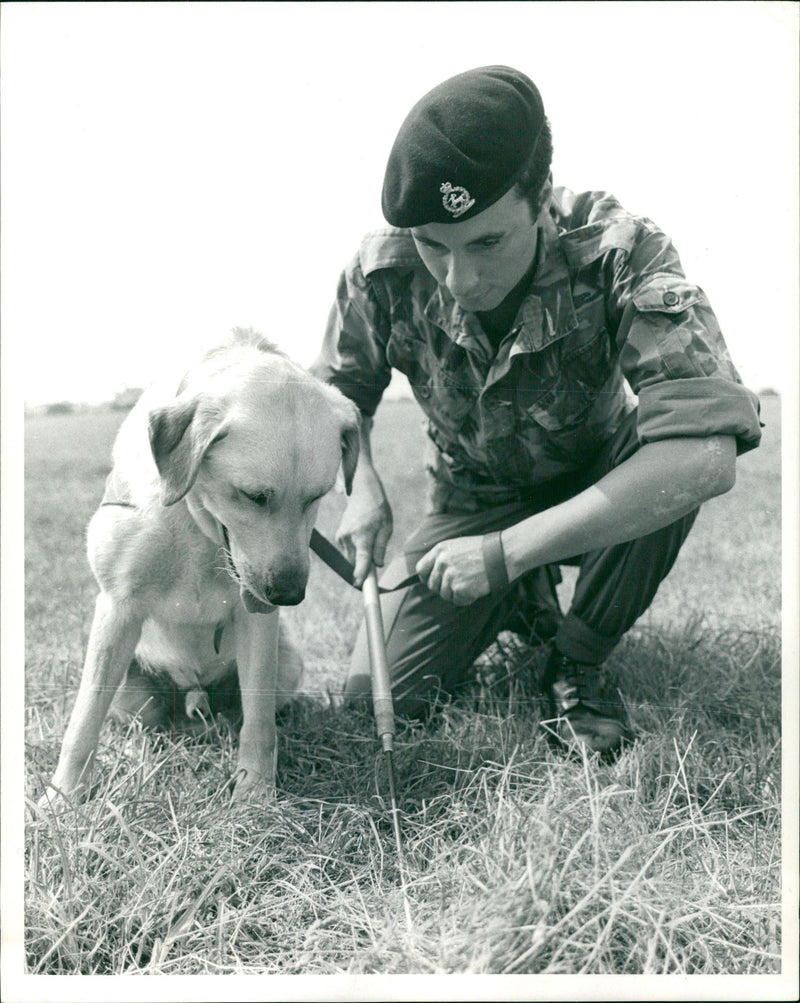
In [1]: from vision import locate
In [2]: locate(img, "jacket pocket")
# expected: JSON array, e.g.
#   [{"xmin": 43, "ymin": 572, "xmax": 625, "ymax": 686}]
[
  {"xmin": 424, "ymin": 358, "xmax": 479, "ymax": 435},
  {"xmin": 518, "ymin": 327, "xmax": 613, "ymax": 431}
]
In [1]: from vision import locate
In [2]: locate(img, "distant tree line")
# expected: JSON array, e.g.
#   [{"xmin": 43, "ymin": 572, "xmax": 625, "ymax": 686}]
[
  {"xmin": 40, "ymin": 387, "xmax": 144, "ymax": 416},
  {"xmin": 35, "ymin": 385, "xmax": 780, "ymax": 417}
]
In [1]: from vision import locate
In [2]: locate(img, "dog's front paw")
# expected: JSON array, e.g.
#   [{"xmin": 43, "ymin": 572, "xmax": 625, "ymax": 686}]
[
  {"xmin": 37, "ymin": 788, "xmax": 60, "ymax": 811},
  {"xmin": 230, "ymin": 744, "xmax": 278, "ymax": 803},
  {"xmin": 37, "ymin": 775, "xmax": 89, "ymax": 811},
  {"xmin": 230, "ymin": 768, "xmax": 276, "ymax": 804}
]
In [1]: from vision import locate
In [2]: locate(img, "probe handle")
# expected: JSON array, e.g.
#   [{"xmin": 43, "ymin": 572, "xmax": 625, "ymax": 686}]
[{"xmin": 363, "ymin": 567, "xmax": 395, "ymax": 752}]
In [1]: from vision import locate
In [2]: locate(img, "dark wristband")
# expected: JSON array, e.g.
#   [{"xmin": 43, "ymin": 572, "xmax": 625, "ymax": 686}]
[{"xmin": 482, "ymin": 531, "xmax": 509, "ymax": 592}]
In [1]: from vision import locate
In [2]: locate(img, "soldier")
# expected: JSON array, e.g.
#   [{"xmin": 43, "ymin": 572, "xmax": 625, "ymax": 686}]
[{"xmin": 312, "ymin": 65, "xmax": 761, "ymax": 755}]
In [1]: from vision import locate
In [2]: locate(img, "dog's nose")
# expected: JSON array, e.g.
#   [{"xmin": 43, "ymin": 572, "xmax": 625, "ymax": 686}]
[
  {"xmin": 267, "ymin": 585, "xmax": 306, "ymax": 606},
  {"xmin": 265, "ymin": 569, "xmax": 306, "ymax": 606}
]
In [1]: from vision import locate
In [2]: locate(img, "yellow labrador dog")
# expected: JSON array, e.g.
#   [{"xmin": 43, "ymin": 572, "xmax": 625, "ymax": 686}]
[{"xmin": 42, "ymin": 329, "xmax": 359, "ymax": 804}]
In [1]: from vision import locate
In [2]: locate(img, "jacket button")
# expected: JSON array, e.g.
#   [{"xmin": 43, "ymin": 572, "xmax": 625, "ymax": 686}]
[{"xmin": 662, "ymin": 290, "xmax": 680, "ymax": 307}]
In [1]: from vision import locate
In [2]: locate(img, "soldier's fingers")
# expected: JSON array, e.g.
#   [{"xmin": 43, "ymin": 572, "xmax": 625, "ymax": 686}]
[
  {"xmin": 373, "ymin": 522, "xmax": 392, "ymax": 567},
  {"xmin": 415, "ymin": 542, "xmax": 441, "ymax": 581},
  {"xmin": 353, "ymin": 545, "xmax": 372, "ymax": 589}
]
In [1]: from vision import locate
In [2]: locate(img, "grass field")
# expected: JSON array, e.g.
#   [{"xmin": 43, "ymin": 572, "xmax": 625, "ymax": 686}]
[{"xmin": 22, "ymin": 394, "xmax": 785, "ymax": 982}]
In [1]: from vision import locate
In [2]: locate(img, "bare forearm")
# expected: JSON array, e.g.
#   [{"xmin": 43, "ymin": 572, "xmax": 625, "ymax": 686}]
[
  {"xmin": 353, "ymin": 413, "xmax": 377, "ymax": 472},
  {"xmin": 337, "ymin": 411, "xmax": 394, "ymax": 582},
  {"xmin": 502, "ymin": 436, "xmax": 737, "ymax": 581}
]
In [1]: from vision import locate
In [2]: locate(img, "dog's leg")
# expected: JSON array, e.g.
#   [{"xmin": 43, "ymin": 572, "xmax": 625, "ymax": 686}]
[
  {"xmin": 231, "ymin": 608, "xmax": 280, "ymax": 802},
  {"xmin": 43, "ymin": 592, "xmax": 143, "ymax": 804},
  {"xmin": 276, "ymin": 619, "xmax": 305, "ymax": 707}
]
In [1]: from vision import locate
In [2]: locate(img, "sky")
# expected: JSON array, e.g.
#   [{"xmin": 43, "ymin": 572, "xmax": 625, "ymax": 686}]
[{"xmin": 1, "ymin": 1, "xmax": 798, "ymax": 406}]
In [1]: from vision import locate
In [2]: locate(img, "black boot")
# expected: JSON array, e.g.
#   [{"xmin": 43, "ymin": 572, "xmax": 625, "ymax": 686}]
[{"xmin": 541, "ymin": 645, "xmax": 631, "ymax": 755}]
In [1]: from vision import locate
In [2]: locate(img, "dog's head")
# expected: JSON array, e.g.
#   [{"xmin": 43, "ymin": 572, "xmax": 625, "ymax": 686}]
[{"xmin": 148, "ymin": 349, "xmax": 360, "ymax": 609}]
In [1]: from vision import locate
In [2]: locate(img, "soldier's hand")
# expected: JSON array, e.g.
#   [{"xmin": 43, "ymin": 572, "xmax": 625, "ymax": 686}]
[
  {"xmin": 336, "ymin": 472, "xmax": 393, "ymax": 588},
  {"xmin": 416, "ymin": 535, "xmax": 490, "ymax": 605}
]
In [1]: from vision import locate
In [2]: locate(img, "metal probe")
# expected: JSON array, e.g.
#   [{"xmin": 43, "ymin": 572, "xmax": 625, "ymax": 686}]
[{"xmin": 362, "ymin": 566, "xmax": 413, "ymax": 931}]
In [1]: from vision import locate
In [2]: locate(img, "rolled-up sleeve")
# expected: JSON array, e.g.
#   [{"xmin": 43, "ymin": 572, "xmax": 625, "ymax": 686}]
[
  {"xmin": 611, "ymin": 228, "xmax": 762, "ymax": 455},
  {"xmin": 310, "ymin": 252, "xmax": 393, "ymax": 417}
]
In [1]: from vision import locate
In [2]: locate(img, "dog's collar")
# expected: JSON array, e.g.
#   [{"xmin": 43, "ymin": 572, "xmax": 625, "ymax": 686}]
[{"xmin": 220, "ymin": 523, "xmax": 235, "ymax": 574}]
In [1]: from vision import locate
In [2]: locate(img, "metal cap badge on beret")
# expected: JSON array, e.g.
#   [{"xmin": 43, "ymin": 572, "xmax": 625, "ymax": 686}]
[{"xmin": 381, "ymin": 65, "xmax": 545, "ymax": 228}]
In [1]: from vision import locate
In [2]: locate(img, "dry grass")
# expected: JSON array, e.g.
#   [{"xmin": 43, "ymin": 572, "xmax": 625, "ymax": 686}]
[{"xmin": 22, "ymin": 395, "xmax": 786, "ymax": 981}]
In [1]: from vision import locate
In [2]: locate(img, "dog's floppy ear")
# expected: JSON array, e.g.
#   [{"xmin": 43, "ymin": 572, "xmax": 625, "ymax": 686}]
[
  {"xmin": 148, "ymin": 396, "xmax": 227, "ymax": 505},
  {"xmin": 341, "ymin": 422, "xmax": 360, "ymax": 495},
  {"xmin": 336, "ymin": 398, "xmax": 361, "ymax": 496},
  {"xmin": 314, "ymin": 383, "xmax": 361, "ymax": 495}
]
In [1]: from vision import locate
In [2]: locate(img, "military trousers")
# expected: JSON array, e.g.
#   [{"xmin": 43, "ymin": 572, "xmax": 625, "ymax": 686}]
[{"xmin": 344, "ymin": 409, "xmax": 699, "ymax": 717}]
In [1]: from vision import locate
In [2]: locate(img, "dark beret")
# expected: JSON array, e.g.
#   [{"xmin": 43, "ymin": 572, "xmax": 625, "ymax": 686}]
[{"xmin": 381, "ymin": 65, "xmax": 545, "ymax": 228}]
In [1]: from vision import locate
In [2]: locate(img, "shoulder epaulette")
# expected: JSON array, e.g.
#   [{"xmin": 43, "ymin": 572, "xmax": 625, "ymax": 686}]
[
  {"xmin": 554, "ymin": 189, "xmax": 647, "ymax": 270},
  {"xmin": 358, "ymin": 228, "xmax": 424, "ymax": 277}
]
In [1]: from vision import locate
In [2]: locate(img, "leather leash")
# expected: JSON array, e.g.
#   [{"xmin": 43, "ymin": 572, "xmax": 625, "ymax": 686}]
[{"xmin": 309, "ymin": 528, "xmax": 419, "ymax": 593}]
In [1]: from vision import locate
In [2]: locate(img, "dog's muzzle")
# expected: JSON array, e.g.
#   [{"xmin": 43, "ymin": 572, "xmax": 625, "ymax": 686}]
[
  {"xmin": 221, "ymin": 524, "xmax": 304, "ymax": 613},
  {"xmin": 240, "ymin": 588, "xmax": 276, "ymax": 615}
]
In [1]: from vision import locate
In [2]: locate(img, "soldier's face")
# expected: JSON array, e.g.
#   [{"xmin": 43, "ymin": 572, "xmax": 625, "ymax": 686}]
[{"xmin": 411, "ymin": 188, "xmax": 539, "ymax": 313}]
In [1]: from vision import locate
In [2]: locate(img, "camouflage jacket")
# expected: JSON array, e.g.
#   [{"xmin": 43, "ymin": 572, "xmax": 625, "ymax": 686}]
[{"xmin": 313, "ymin": 186, "xmax": 761, "ymax": 510}]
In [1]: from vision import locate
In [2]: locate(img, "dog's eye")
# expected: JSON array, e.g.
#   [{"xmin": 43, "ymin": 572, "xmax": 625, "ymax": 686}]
[{"xmin": 241, "ymin": 489, "xmax": 272, "ymax": 509}]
